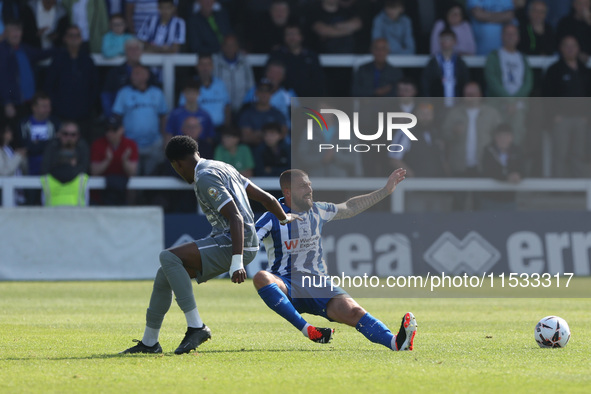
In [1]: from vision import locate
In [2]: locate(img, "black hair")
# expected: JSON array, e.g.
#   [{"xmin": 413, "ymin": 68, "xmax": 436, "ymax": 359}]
[
  {"xmin": 4, "ymin": 19, "xmax": 22, "ymax": 29},
  {"xmin": 184, "ymin": 79, "xmax": 201, "ymax": 91},
  {"xmin": 262, "ymin": 122, "xmax": 282, "ymax": 133},
  {"xmin": 165, "ymin": 135, "xmax": 199, "ymax": 161},
  {"xmin": 219, "ymin": 125, "xmax": 241, "ymax": 138},
  {"xmin": 444, "ymin": 1, "xmax": 468, "ymax": 23},
  {"xmin": 385, "ymin": 0, "xmax": 404, "ymax": 9},
  {"xmin": 198, "ymin": 52, "xmax": 213, "ymax": 62},
  {"xmin": 266, "ymin": 59, "xmax": 286, "ymax": 70},
  {"xmin": 397, "ymin": 76, "xmax": 418, "ymax": 88},
  {"xmin": 493, "ymin": 123, "xmax": 513, "ymax": 135},
  {"xmin": 158, "ymin": 0, "xmax": 175, "ymax": 5},
  {"xmin": 439, "ymin": 27, "xmax": 457, "ymax": 39},
  {"xmin": 31, "ymin": 91, "xmax": 50, "ymax": 106}
]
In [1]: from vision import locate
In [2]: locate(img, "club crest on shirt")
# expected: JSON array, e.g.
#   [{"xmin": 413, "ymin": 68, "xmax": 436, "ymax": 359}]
[{"xmin": 208, "ymin": 187, "xmax": 222, "ymax": 201}]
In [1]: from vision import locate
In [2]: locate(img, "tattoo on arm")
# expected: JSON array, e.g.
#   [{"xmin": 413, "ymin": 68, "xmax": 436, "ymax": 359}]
[{"xmin": 333, "ymin": 188, "xmax": 389, "ymax": 220}]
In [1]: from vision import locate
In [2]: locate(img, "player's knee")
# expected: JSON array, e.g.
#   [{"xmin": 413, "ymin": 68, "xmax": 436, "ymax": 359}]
[
  {"xmin": 159, "ymin": 249, "xmax": 179, "ymax": 267},
  {"xmin": 159, "ymin": 250, "xmax": 171, "ymax": 265},
  {"xmin": 348, "ymin": 305, "xmax": 367, "ymax": 326},
  {"xmin": 253, "ymin": 271, "xmax": 274, "ymax": 290}
]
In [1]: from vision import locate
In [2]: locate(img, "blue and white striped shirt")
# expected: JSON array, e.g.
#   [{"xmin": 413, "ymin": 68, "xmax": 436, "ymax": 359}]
[
  {"xmin": 256, "ymin": 200, "xmax": 338, "ymax": 277},
  {"xmin": 137, "ymin": 15, "xmax": 185, "ymax": 47}
]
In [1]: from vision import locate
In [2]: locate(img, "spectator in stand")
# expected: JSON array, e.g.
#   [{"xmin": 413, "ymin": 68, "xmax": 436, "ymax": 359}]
[
  {"xmin": 213, "ymin": 34, "xmax": 255, "ymax": 115},
  {"xmin": 112, "ymin": 64, "xmax": 167, "ymax": 175},
  {"xmin": 480, "ymin": 123, "xmax": 524, "ymax": 210},
  {"xmin": 102, "ymin": 39, "xmax": 159, "ymax": 118},
  {"xmin": 180, "ymin": 115, "xmax": 215, "ymax": 158},
  {"xmin": 371, "ymin": 0, "xmax": 415, "ymax": 55},
  {"xmin": 557, "ymin": 0, "xmax": 591, "ymax": 63},
  {"xmin": 517, "ymin": 0, "xmax": 555, "ymax": 56},
  {"xmin": 308, "ymin": 0, "xmax": 362, "ymax": 54},
  {"xmin": 214, "ymin": 125, "xmax": 255, "ymax": 177},
  {"xmin": 18, "ymin": 92, "xmax": 59, "ymax": 176},
  {"xmin": 90, "ymin": 116, "xmax": 139, "ymax": 205},
  {"xmin": 443, "ymin": 82, "xmax": 502, "ymax": 210},
  {"xmin": 389, "ymin": 102, "xmax": 450, "ymax": 211},
  {"xmin": 137, "ymin": 0, "xmax": 185, "ymax": 54},
  {"xmin": 181, "ymin": 54, "xmax": 231, "ymax": 128},
  {"xmin": 442, "ymin": 81, "xmax": 502, "ymax": 177},
  {"xmin": 242, "ymin": 60, "xmax": 296, "ymax": 123},
  {"xmin": 390, "ymin": 102, "xmax": 448, "ymax": 178},
  {"xmin": 186, "ymin": 0, "xmax": 232, "ymax": 54},
  {"xmin": 430, "ymin": 2, "xmax": 476, "ymax": 56},
  {"xmin": 307, "ymin": 0, "xmax": 361, "ymax": 96},
  {"xmin": 62, "ymin": 0, "xmax": 109, "ymax": 53},
  {"xmin": 248, "ymin": 0, "xmax": 292, "ymax": 53},
  {"xmin": 166, "ymin": 80, "xmax": 215, "ymax": 156},
  {"xmin": 484, "ymin": 24, "xmax": 534, "ymax": 92},
  {"xmin": 41, "ymin": 120, "xmax": 89, "ymax": 177},
  {"xmin": 467, "ymin": 0, "xmax": 515, "ymax": 55},
  {"xmin": 239, "ymin": 79, "xmax": 287, "ymax": 148},
  {"xmin": 351, "ymin": 38, "xmax": 403, "ymax": 97},
  {"xmin": 0, "ymin": 124, "xmax": 26, "ymax": 203},
  {"xmin": 396, "ymin": 77, "xmax": 418, "ymax": 111},
  {"xmin": 268, "ymin": 24, "xmax": 325, "ymax": 97},
  {"xmin": 40, "ymin": 121, "xmax": 89, "ymax": 206},
  {"xmin": 0, "ymin": 0, "xmax": 39, "ymax": 47},
  {"xmin": 254, "ymin": 122, "xmax": 290, "ymax": 177},
  {"xmin": 422, "ymin": 29, "xmax": 470, "ymax": 103},
  {"xmin": 27, "ymin": 0, "xmax": 69, "ymax": 49},
  {"xmin": 484, "ymin": 23, "xmax": 532, "ymax": 145},
  {"xmin": 125, "ymin": 0, "xmax": 158, "ymax": 35},
  {"xmin": 44, "ymin": 25, "xmax": 97, "ymax": 142},
  {"xmin": 102, "ymin": 13, "xmax": 134, "ymax": 58},
  {"xmin": 0, "ymin": 21, "xmax": 53, "ymax": 129},
  {"xmin": 543, "ymin": 35, "xmax": 591, "ymax": 178}
]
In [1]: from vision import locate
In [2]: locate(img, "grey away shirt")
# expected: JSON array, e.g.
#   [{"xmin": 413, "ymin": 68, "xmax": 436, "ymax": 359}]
[{"xmin": 193, "ymin": 159, "xmax": 259, "ymax": 251}]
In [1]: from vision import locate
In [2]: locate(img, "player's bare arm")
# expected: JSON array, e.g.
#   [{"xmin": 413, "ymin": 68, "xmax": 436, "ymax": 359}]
[
  {"xmin": 245, "ymin": 182, "xmax": 300, "ymax": 224},
  {"xmin": 219, "ymin": 200, "xmax": 246, "ymax": 284},
  {"xmin": 333, "ymin": 168, "xmax": 406, "ymax": 220}
]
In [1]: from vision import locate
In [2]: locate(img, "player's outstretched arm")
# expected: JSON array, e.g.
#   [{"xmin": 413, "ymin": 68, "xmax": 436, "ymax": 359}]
[
  {"xmin": 333, "ymin": 168, "xmax": 406, "ymax": 220},
  {"xmin": 246, "ymin": 182, "xmax": 299, "ymax": 224}
]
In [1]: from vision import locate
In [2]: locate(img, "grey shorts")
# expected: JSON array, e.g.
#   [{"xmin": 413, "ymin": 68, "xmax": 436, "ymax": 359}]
[{"xmin": 194, "ymin": 233, "xmax": 258, "ymax": 283}]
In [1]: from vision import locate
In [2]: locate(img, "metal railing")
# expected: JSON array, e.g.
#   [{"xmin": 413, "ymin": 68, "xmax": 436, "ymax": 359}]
[
  {"xmin": 3, "ymin": 176, "xmax": 591, "ymax": 212},
  {"xmin": 89, "ymin": 53, "xmax": 567, "ymax": 111}
]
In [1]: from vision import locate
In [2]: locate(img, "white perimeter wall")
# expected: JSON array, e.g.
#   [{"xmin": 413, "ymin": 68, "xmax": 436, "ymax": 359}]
[{"xmin": 0, "ymin": 207, "xmax": 164, "ymax": 280}]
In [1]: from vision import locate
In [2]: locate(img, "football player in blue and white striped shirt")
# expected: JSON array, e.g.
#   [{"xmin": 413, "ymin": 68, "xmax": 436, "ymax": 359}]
[
  {"xmin": 137, "ymin": 0, "xmax": 185, "ymax": 53},
  {"xmin": 254, "ymin": 169, "xmax": 418, "ymax": 351}
]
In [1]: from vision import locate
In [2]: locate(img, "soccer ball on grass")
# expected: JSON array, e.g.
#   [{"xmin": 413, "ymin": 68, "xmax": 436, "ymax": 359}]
[{"xmin": 535, "ymin": 316, "xmax": 570, "ymax": 348}]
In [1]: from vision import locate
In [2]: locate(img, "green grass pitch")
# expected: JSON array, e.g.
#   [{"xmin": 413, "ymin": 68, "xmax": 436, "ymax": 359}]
[{"xmin": 1, "ymin": 280, "xmax": 590, "ymax": 393}]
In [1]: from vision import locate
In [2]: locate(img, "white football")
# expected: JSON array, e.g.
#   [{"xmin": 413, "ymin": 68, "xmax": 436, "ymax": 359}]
[{"xmin": 535, "ymin": 316, "xmax": 571, "ymax": 348}]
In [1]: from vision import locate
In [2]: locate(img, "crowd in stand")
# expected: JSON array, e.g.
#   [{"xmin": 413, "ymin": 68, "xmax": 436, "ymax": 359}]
[{"xmin": 0, "ymin": 0, "xmax": 590, "ymax": 210}]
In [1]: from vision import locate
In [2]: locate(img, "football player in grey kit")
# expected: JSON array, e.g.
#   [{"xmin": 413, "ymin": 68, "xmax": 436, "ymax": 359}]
[{"xmin": 121, "ymin": 135, "xmax": 298, "ymax": 354}]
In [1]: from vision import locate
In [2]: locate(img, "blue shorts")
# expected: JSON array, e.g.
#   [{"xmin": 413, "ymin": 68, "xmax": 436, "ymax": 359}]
[{"xmin": 277, "ymin": 274, "xmax": 348, "ymax": 320}]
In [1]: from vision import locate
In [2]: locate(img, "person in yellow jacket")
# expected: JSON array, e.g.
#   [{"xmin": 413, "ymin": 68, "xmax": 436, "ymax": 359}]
[{"xmin": 41, "ymin": 172, "xmax": 89, "ymax": 206}]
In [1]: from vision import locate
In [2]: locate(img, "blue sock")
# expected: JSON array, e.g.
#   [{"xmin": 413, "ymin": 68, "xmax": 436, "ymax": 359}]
[
  {"xmin": 258, "ymin": 283, "xmax": 308, "ymax": 331},
  {"xmin": 356, "ymin": 312, "xmax": 395, "ymax": 350}
]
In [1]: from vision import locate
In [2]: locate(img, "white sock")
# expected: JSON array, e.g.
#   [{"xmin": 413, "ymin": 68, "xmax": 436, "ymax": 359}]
[
  {"xmin": 301, "ymin": 323, "xmax": 311, "ymax": 337},
  {"xmin": 391, "ymin": 335, "xmax": 397, "ymax": 351},
  {"xmin": 185, "ymin": 308, "xmax": 204, "ymax": 328},
  {"xmin": 142, "ymin": 326, "xmax": 160, "ymax": 347}
]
